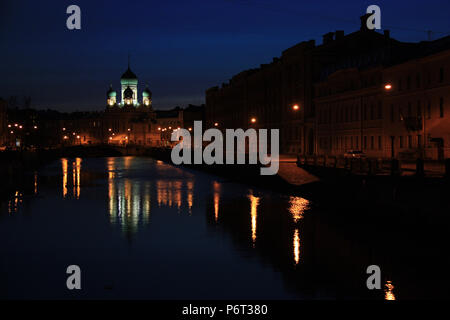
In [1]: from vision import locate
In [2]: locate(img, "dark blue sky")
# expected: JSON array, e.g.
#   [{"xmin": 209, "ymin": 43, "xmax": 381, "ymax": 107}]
[{"xmin": 1, "ymin": 0, "xmax": 449, "ymax": 111}]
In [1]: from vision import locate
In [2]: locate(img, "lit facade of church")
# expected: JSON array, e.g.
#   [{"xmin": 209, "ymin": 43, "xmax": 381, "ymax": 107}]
[
  {"xmin": 106, "ymin": 64, "xmax": 152, "ymax": 107},
  {"xmin": 103, "ymin": 64, "xmax": 159, "ymax": 146},
  {"xmin": 54, "ymin": 64, "xmax": 202, "ymax": 148}
]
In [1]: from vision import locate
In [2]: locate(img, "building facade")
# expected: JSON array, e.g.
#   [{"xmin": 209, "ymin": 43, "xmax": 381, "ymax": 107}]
[
  {"xmin": 206, "ymin": 14, "xmax": 450, "ymax": 160},
  {"xmin": 315, "ymin": 34, "xmax": 450, "ymax": 160}
]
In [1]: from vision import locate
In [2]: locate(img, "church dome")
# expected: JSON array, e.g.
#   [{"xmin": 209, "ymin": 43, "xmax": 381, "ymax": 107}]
[
  {"xmin": 124, "ymin": 86, "xmax": 134, "ymax": 99},
  {"xmin": 143, "ymin": 86, "xmax": 152, "ymax": 98},
  {"xmin": 121, "ymin": 67, "xmax": 137, "ymax": 80},
  {"xmin": 107, "ymin": 85, "xmax": 116, "ymax": 97}
]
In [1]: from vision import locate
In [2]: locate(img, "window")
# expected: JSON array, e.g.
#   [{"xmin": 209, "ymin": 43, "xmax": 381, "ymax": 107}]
[
  {"xmin": 408, "ymin": 135, "xmax": 412, "ymax": 148},
  {"xmin": 440, "ymin": 97, "xmax": 444, "ymax": 118},
  {"xmin": 370, "ymin": 136, "xmax": 374, "ymax": 149},
  {"xmin": 356, "ymin": 136, "xmax": 359, "ymax": 149},
  {"xmin": 378, "ymin": 136, "xmax": 382, "ymax": 150},
  {"xmin": 399, "ymin": 136, "xmax": 404, "ymax": 148},
  {"xmin": 418, "ymin": 135, "xmax": 422, "ymax": 147}
]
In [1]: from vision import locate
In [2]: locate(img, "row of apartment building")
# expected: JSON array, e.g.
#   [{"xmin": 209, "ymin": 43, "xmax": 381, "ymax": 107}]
[{"xmin": 205, "ymin": 14, "xmax": 450, "ymax": 160}]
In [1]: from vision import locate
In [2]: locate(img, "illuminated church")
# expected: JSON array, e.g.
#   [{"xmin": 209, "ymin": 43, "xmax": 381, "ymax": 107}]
[
  {"xmin": 102, "ymin": 62, "xmax": 160, "ymax": 146},
  {"xmin": 106, "ymin": 62, "xmax": 152, "ymax": 108}
]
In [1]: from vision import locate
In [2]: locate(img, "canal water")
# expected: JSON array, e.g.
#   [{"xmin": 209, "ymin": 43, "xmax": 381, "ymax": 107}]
[{"xmin": 1, "ymin": 157, "xmax": 449, "ymax": 299}]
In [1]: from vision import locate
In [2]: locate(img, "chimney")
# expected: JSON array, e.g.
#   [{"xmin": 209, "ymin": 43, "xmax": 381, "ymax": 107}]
[
  {"xmin": 335, "ymin": 30, "xmax": 344, "ymax": 41},
  {"xmin": 360, "ymin": 13, "xmax": 372, "ymax": 31},
  {"xmin": 322, "ymin": 32, "xmax": 334, "ymax": 45}
]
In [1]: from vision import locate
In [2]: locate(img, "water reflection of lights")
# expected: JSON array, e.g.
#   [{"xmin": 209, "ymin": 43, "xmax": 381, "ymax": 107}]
[
  {"xmin": 62, "ymin": 158, "xmax": 68, "ymax": 198},
  {"xmin": 155, "ymin": 180, "xmax": 194, "ymax": 211},
  {"xmin": 8, "ymin": 191, "xmax": 23, "ymax": 214},
  {"xmin": 34, "ymin": 171, "xmax": 38, "ymax": 195},
  {"xmin": 187, "ymin": 181, "xmax": 194, "ymax": 214},
  {"xmin": 248, "ymin": 192, "xmax": 260, "ymax": 247},
  {"xmin": 108, "ymin": 177, "xmax": 151, "ymax": 235},
  {"xmin": 74, "ymin": 158, "xmax": 81, "ymax": 199},
  {"xmin": 107, "ymin": 158, "xmax": 195, "ymax": 235},
  {"xmin": 157, "ymin": 180, "xmax": 182, "ymax": 208},
  {"xmin": 293, "ymin": 228, "xmax": 300, "ymax": 265},
  {"xmin": 213, "ymin": 181, "xmax": 220, "ymax": 222},
  {"xmin": 288, "ymin": 196, "xmax": 309, "ymax": 223},
  {"xmin": 61, "ymin": 158, "xmax": 81, "ymax": 199},
  {"xmin": 384, "ymin": 281, "xmax": 396, "ymax": 300}
]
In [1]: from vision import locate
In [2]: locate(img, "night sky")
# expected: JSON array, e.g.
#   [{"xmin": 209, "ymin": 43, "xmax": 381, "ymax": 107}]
[{"xmin": 1, "ymin": 0, "xmax": 449, "ymax": 111}]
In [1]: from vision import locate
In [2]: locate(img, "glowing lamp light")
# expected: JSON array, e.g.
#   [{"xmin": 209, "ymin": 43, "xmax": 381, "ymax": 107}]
[
  {"xmin": 293, "ymin": 104, "xmax": 300, "ymax": 111},
  {"xmin": 19, "ymin": 125, "xmax": 23, "ymax": 129},
  {"xmin": 108, "ymin": 128, "xmax": 112, "ymax": 132},
  {"xmin": 109, "ymin": 137, "xmax": 113, "ymax": 140},
  {"xmin": 63, "ymin": 136, "xmax": 68, "ymax": 140},
  {"xmin": 127, "ymin": 128, "xmax": 131, "ymax": 131},
  {"xmin": 62, "ymin": 127, "xmax": 66, "ymax": 131},
  {"xmin": 214, "ymin": 122, "xmax": 219, "ymax": 127},
  {"xmin": 188, "ymin": 127, "xmax": 192, "ymax": 131},
  {"xmin": 14, "ymin": 124, "xmax": 18, "ymax": 127},
  {"xmin": 8, "ymin": 125, "xmax": 11, "ymax": 128},
  {"xmin": 10, "ymin": 131, "xmax": 14, "ymax": 134},
  {"xmin": 76, "ymin": 135, "xmax": 80, "ymax": 139},
  {"xmin": 72, "ymin": 132, "xmax": 76, "ymax": 135},
  {"xmin": 158, "ymin": 127, "xmax": 161, "ymax": 131},
  {"xmin": 250, "ymin": 117, "xmax": 257, "ymax": 123},
  {"xmin": 384, "ymin": 83, "xmax": 392, "ymax": 90}
]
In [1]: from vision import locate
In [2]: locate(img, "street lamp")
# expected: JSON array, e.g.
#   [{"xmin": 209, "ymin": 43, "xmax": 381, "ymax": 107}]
[
  {"xmin": 384, "ymin": 83, "xmax": 392, "ymax": 91},
  {"xmin": 292, "ymin": 104, "xmax": 300, "ymax": 111},
  {"xmin": 250, "ymin": 117, "xmax": 257, "ymax": 124},
  {"xmin": 214, "ymin": 122, "xmax": 219, "ymax": 127}
]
